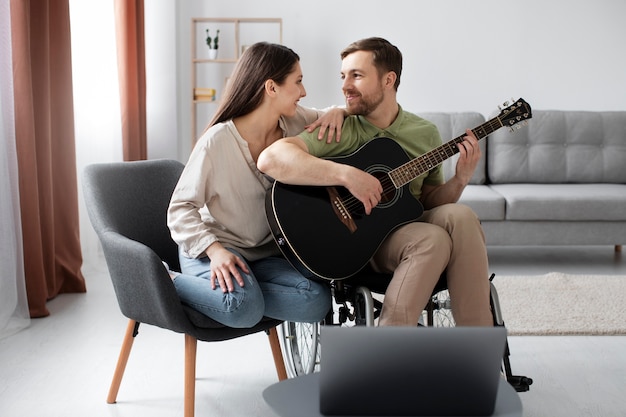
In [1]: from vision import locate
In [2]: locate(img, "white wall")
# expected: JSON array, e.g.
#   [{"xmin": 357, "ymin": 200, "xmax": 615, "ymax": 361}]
[
  {"xmin": 148, "ymin": 0, "xmax": 626, "ymax": 161},
  {"xmin": 145, "ymin": 0, "xmax": 179, "ymax": 159}
]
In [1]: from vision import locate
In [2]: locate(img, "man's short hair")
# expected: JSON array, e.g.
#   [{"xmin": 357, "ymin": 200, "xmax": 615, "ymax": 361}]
[{"xmin": 340, "ymin": 37, "xmax": 403, "ymax": 91}]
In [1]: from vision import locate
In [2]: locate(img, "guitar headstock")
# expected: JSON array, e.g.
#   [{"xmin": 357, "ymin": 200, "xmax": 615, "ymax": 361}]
[{"xmin": 498, "ymin": 98, "xmax": 532, "ymax": 131}]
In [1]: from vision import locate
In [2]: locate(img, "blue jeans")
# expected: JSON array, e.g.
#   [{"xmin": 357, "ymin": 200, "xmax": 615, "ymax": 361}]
[{"xmin": 173, "ymin": 248, "xmax": 331, "ymax": 328}]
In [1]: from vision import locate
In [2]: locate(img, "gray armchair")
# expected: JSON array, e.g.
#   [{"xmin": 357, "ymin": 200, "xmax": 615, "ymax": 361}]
[{"xmin": 82, "ymin": 159, "xmax": 286, "ymax": 417}]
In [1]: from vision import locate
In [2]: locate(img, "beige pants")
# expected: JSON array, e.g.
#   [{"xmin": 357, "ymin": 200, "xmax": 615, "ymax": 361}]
[{"xmin": 370, "ymin": 203, "xmax": 493, "ymax": 327}]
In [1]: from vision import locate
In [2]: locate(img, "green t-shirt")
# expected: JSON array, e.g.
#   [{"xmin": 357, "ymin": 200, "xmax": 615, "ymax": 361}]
[{"xmin": 298, "ymin": 106, "xmax": 444, "ymax": 201}]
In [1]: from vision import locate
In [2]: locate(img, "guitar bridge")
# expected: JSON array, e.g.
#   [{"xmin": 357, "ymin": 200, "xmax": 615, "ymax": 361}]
[{"xmin": 327, "ymin": 186, "xmax": 357, "ymax": 233}]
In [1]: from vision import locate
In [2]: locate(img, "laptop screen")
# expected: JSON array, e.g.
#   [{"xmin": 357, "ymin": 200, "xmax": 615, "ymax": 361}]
[{"xmin": 319, "ymin": 326, "xmax": 507, "ymax": 416}]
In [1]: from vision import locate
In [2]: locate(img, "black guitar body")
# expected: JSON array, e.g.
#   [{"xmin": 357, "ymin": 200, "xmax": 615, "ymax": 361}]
[
  {"xmin": 265, "ymin": 98, "xmax": 532, "ymax": 281},
  {"xmin": 266, "ymin": 137, "xmax": 424, "ymax": 280}
]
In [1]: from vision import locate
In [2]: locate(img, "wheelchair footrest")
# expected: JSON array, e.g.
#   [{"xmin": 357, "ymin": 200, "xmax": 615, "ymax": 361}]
[{"xmin": 507, "ymin": 374, "xmax": 533, "ymax": 392}]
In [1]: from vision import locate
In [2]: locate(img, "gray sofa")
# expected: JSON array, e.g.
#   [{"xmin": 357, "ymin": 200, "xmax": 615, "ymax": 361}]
[{"xmin": 424, "ymin": 109, "xmax": 626, "ymax": 250}]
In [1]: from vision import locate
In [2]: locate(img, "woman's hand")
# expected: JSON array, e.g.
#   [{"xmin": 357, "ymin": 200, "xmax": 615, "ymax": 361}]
[
  {"xmin": 305, "ymin": 107, "xmax": 347, "ymax": 143},
  {"xmin": 205, "ymin": 243, "xmax": 248, "ymax": 293}
]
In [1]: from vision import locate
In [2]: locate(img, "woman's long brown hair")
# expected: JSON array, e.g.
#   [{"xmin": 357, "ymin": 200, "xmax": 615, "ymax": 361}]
[{"xmin": 207, "ymin": 42, "xmax": 300, "ymax": 128}]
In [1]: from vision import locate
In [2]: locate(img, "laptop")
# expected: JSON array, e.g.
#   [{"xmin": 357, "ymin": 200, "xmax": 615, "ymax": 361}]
[{"xmin": 319, "ymin": 326, "xmax": 507, "ymax": 416}]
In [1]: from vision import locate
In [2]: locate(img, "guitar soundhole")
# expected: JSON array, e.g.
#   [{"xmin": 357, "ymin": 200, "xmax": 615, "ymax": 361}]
[
  {"xmin": 368, "ymin": 165, "xmax": 401, "ymax": 210},
  {"xmin": 334, "ymin": 165, "xmax": 401, "ymax": 220}
]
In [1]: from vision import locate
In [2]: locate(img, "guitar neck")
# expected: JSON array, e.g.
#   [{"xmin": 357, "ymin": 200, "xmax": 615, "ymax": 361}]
[{"xmin": 388, "ymin": 116, "xmax": 503, "ymax": 188}]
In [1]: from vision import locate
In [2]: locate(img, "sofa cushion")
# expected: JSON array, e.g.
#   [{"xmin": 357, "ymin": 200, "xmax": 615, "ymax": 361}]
[
  {"xmin": 490, "ymin": 183, "xmax": 626, "ymax": 221},
  {"xmin": 458, "ymin": 185, "xmax": 506, "ymax": 220},
  {"xmin": 480, "ymin": 221, "xmax": 626, "ymax": 246},
  {"xmin": 488, "ymin": 111, "xmax": 626, "ymax": 184},
  {"xmin": 419, "ymin": 112, "xmax": 487, "ymax": 185}
]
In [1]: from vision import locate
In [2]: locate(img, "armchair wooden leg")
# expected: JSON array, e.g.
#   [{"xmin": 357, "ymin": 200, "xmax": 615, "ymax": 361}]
[
  {"xmin": 268, "ymin": 326, "xmax": 288, "ymax": 381},
  {"xmin": 184, "ymin": 334, "xmax": 198, "ymax": 417},
  {"xmin": 616, "ymin": 245, "xmax": 622, "ymax": 252},
  {"xmin": 107, "ymin": 319, "xmax": 140, "ymax": 404}
]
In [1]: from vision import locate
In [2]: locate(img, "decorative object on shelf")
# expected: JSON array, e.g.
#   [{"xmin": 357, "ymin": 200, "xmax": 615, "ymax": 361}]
[
  {"xmin": 205, "ymin": 28, "xmax": 220, "ymax": 59},
  {"xmin": 194, "ymin": 87, "xmax": 216, "ymax": 101},
  {"xmin": 192, "ymin": 18, "xmax": 282, "ymax": 142}
]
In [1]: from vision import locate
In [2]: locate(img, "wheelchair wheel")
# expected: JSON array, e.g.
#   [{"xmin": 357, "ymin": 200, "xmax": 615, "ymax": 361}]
[
  {"xmin": 425, "ymin": 289, "xmax": 456, "ymax": 327},
  {"xmin": 279, "ymin": 321, "xmax": 321, "ymax": 378}
]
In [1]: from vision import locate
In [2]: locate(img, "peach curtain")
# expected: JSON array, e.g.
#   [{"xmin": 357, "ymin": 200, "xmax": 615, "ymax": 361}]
[
  {"xmin": 11, "ymin": 0, "xmax": 86, "ymax": 317},
  {"xmin": 114, "ymin": 0, "xmax": 147, "ymax": 161}
]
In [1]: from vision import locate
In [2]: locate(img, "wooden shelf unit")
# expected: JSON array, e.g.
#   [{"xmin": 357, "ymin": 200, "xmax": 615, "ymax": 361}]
[{"xmin": 191, "ymin": 17, "xmax": 283, "ymax": 143}]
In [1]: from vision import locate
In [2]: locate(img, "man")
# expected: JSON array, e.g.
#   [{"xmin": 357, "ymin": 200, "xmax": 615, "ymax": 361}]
[{"xmin": 257, "ymin": 37, "xmax": 492, "ymax": 326}]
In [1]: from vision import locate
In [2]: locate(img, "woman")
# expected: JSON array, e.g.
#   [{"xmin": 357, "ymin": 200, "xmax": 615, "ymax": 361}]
[{"xmin": 167, "ymin": 42, "xmax": 340, "ymax": 328}]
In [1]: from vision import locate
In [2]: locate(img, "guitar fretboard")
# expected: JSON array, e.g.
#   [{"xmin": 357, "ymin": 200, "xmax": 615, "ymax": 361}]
[{"xmin": 388, "ymin": 117, "xmax": 504, "ymax": 188}]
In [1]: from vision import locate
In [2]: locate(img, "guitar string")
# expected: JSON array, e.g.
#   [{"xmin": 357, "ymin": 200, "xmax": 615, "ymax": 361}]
[
  {"xmin": 335, "ymin": 115, "xmax": 512, "ymax": 214},
  {"xmin": 337, "ymin": 127, "xmax": 485, "ymax": 212},
  {"xmin": 337, "ymin": 137, "xmax": 475, "ymax": 212},
  {"xmin": 337, "ymin": 139, "xmax": 458, "ymax": 212}
]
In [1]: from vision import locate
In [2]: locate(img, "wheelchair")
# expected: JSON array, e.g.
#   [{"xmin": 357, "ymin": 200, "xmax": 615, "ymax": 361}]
[{"xmin": 279, "ymin": 268, "xmax": 533, "ymax": 393}]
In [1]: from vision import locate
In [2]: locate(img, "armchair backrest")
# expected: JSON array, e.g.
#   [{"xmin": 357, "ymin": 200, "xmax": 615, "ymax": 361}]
[
  {"xmin": 83, "ymin": 159, "xmax": 184, "ymax": 270},
  {"xmin": 83, "ymin": 159, "xmax": 192, "ymax": 330}
]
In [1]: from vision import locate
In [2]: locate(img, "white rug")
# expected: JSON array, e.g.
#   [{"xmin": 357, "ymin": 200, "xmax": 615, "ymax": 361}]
[{"xmin": 492, "ymin": 272, "xmax": 626, "ymax": 335}]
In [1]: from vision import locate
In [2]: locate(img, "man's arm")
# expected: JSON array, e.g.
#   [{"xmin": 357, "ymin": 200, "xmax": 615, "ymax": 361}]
[
  {"xmin": 257, "ymin": 137, "xmax": 383, "ymax": 214},
  {"xmin": 420, "ymin": 129, "xmax": 481, "ymax": 210}
]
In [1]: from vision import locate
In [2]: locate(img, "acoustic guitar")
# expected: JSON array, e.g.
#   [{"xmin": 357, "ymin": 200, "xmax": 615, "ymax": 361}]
[{"xmin": 266, "ymin": 98, "xmax": 532, "ymax": 280}]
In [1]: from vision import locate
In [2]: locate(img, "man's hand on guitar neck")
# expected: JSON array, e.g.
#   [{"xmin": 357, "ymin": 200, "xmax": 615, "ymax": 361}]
[
  {"xmin": 421, "ymin": 129, "xmax": 482, "ymax": 209},
  {"xmin": 454, "ymin": 129, "xmax": 482, "ymax": 185}
]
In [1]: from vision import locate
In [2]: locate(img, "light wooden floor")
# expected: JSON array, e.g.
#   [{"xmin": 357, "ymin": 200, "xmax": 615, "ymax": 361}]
[{"xmin": 0, "ymin": 246, "xmax": 624, "ymax": 417}]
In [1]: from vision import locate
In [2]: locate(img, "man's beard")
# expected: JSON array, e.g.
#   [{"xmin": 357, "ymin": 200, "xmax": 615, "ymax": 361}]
[{"xmin": 345, "ymin": 88, "xmax": 384, "ymax": 116}]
